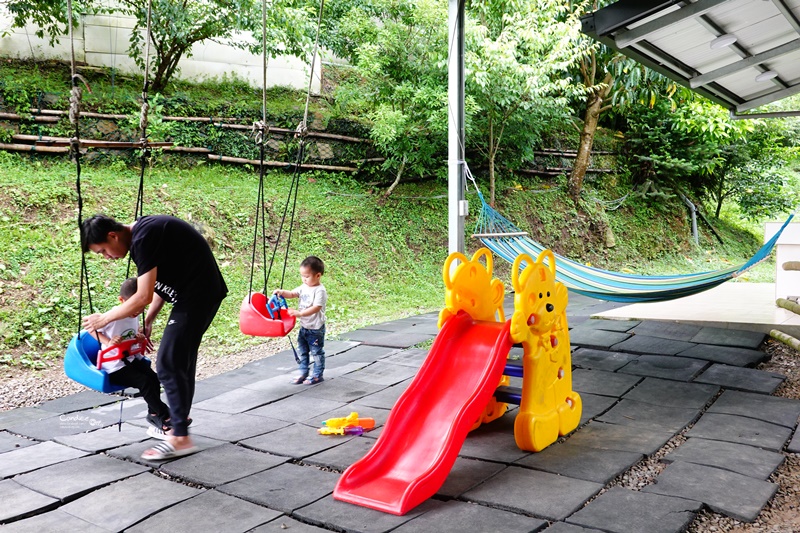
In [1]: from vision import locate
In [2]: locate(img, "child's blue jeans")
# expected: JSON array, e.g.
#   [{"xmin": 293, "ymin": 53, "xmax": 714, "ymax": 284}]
[{"xmin": 297, "ymin": 325, "xmax": 325, "ymax": 379}]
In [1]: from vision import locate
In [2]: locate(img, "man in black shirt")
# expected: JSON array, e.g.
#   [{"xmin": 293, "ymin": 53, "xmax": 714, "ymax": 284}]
[{"xmin": 82, "ymin": 214, "xmax": 228, "ymax": 460}]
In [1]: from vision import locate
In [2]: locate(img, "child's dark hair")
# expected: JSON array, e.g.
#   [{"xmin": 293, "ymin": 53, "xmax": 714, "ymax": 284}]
[
  {"xmin": 80, "ymin": 214, "xmax": 125, "ymax": 253},
  {"xmin": 301, "ymin": 256, "xmax": 325, "ymax": 275},
  {"xmin": 120, "ymin": 277, "xmax": 137, "ymax": 299}
]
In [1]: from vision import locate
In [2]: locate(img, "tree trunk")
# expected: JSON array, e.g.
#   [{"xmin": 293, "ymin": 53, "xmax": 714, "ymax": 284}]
[
  {"xmin": 383, "ymin": 156, "xmax": 406, "ymax": 200},
  {"xmin": 568, "ymin": 93, "xmax": 602, "ymax": 202}
]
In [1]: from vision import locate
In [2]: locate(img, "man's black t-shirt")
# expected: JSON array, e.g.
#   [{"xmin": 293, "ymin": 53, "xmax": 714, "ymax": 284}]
[{"xmin": 130, "ymin": 215, "xmax": 228, "ymax": 306}]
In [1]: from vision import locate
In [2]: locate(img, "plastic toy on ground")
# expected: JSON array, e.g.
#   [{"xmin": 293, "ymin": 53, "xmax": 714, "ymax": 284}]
[
  {"xmin": 239, "ymin": 292, "xmax": 296, "ymax": 337},
  {"xmin": 318, "ymin": 412, "xmax": 376, "ymax": 435}
]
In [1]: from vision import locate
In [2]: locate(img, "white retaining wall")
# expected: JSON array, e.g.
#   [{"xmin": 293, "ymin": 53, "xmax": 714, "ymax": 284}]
[{"xmin": 0, "ymin": 8, "xmax": 320, "ymax": 93}]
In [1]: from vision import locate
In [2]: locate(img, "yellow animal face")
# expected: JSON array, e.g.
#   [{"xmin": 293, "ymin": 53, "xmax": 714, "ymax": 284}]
[
  {"xmin": 439, "ymin": 248, "xmax": 505, "ymax": 327},
  {"xmin": 510, "ymin": 250, "xmax": 568, "ymax": 346}
]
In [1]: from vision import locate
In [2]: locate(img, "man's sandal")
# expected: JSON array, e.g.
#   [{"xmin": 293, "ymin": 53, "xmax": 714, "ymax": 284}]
[{"xmin": 141, "ymin": 441, "xmax": 199, "ymax": 461}]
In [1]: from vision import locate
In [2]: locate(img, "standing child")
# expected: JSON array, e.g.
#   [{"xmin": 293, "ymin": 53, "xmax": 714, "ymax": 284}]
[
  {"xmin": 85, "ymin": 277, "xmax": 172, "ymax": 439},
  {"xmin": 273, "ymin": 256, "xmax": 327, "ymax": 384}
]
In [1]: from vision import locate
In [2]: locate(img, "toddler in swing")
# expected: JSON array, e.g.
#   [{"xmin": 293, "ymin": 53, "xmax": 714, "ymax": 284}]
[
  {"xmin": 85, "ymin": 277, "xmax": 171, "ymax": 438},
  {"xmin": 273, "ymin": 256, "xmax": 328, "ymax": 385}
]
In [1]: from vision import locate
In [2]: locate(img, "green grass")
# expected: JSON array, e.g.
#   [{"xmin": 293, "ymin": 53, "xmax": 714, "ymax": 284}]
[{"xmin": 0, "ymin": 152, "xmax": 446, "ymax": 368}]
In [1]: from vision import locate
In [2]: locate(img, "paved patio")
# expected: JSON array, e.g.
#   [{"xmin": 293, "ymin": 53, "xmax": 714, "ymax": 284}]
[{"xmin": 1, "ymin": 290, "xmax": 799, "ymax": 532}]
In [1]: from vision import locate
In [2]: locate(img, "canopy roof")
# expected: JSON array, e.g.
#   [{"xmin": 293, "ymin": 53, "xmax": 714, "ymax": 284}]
[{"xmin": 581, "ymin": 0, "xmax": 800, "ymax": 114}]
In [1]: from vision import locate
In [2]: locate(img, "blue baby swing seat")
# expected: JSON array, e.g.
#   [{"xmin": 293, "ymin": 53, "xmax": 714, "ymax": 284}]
[{"xmin": 64, "ymin": 332, "xmax": 150, "ymax": 394}]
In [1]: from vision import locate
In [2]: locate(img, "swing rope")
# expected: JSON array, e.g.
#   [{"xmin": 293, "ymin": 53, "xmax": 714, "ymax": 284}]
[
  {"xmin": 127, "ymin": 0, "xmax": 153, "ymax": 279},
  {"xmin": 246, "ymin": 0, "xmax": 324, "ymax": 298},
  {"xmin": 68, "ymin": 0, "xmax": 94, "ymax": 336}
]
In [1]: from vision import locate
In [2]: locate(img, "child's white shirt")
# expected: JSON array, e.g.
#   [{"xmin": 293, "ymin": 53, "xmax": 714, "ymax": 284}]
[
  {"xmin": 293, "ymin": 283, "xmax": 327, "ymax": 329},
  {"xmin": 97, "ymin": 309, "xmax": 140, "ymax": 373}
]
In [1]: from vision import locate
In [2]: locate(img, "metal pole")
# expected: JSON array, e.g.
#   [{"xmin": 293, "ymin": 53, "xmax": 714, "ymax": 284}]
[{"xmin": 448, "ymin": 0, "xmax": 466, "ymax": 255}]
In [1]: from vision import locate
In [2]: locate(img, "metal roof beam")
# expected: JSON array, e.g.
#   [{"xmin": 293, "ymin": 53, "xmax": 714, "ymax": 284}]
[
  {"xmin": 615, "ymin": 0, "xmax": 732, "ymax": 48},
  {"xmin": 767, "ymin": 0, "xmax": 800, "ymax": 34},
  {"xmin": 582, "ymin": 0, "xmax": 681, "ymax": 37},
  {"xmin": 690, "ymin": 38, "xmax": 800, "ymax": 87},
  {"xmin": 738, "ymin": 83, "xmax": 800, "ymax": 112}
]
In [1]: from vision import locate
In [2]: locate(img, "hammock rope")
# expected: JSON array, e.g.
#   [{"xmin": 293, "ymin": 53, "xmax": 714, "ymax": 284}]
[{"xmin": 465, "ymin": 166, "xmax": 793, "ymax": 303}]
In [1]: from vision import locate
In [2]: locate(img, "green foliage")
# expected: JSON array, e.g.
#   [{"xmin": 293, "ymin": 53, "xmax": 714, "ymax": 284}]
[{"xmin": 332, "ymin": 0, "xmax": 450, "ymax": 186}]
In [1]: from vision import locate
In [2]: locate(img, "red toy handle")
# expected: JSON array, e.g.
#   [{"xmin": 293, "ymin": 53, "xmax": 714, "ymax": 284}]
[{"xmin": 97, "ymin": 338, "xmax": 146, "ymax": 369}]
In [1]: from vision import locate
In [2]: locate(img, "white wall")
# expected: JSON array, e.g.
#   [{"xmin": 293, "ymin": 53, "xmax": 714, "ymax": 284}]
[{"xmin": 0, "ymin": 8, "xmax": 321, "ymax": 93}]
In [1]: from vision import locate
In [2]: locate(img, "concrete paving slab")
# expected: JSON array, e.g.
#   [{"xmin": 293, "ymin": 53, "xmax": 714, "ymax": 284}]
[
  {"xmin": 54, "ymin": 422, "xmax": 150, "ymax": 452},
  {"xmin": 617, "ymin": 355, "xmax": 709, "ymax": 381},
  {"xmin": 564, "ymin": 422, "xmax": 675, "ymax": 456},
  {"xmin": 60, "ymin": 472, "xmax": 202, "ymax": 531},
  {"xmin": 392, "ymin": 499, "xmax": 547, "ymax": 533},
  {"xmin": 690, "ymin": 327, "xmax": 765, "ymax": 349},
  {"xmin": 611, "ymin": 335, "xmax": 696, "ymax": 355},
  {"xmin": 597, "ymin": 399, "xmax": 701, "ymax": 433},
  {"xmin": 676, "ymin": 344, "xmax": 766, "ymax": 367},
  {"xmin": 294, "ymin": 494, "xmax": 439, "ymax": 533},
  {"xmin": 693, "ymin": 364, "xmax": 786, "ymax": 394},
  {"xmin": 788, "ymin": 429, "xmax": 800, "ymax": 453},
  {"xmin": 566, "ymin": 486, "xmax": 701, "ymax": 533},
  {"xmin": 462, "ymin": 465, "xmax": 603, "ymax": 521},
  {"xmin": 662, "ymin": 437, "xmax": 784, "ymax": 480},
  {"xmin": 81, "ymin": 397, "xmax": 150, "ymax": 427},
  {"xmin": 338, "ymin": 329, "xmax": 434, "ymax": 348},
  {"xmin": 217, "ymin": 462, "xmax": 339, "ymax": 513},
  {"xmin": 192, "ymin": 385, "xmax": 287, "ymax": 414},
  {"xmin": 159, "ymin": 443, "xmax": 289, "ymax": 487},
  {"xmin": 686, "ymin": 413, "xmax": 792, "ymax": 452},
  {"xmin": 5, "ymin": 410, "xmax": 119, "ymax": 440},
  {"xmin": 357, "ymin": 380, "xmax": 411, "ymax": 410},
  {"xmin": 37, "ymin": 390, "xmax": 121, "ymax": 413},
  {"xmin": 343, "ymin": 361, "xmax": 419, "ymax": 386},
  {"xmin": 705, "ymin": 389, "xmax": 800, "ymax": 428},
  {"xmin": 240, "ymin": 422, "xmax": 346, "ymax": 458},
  {"xmin": 0, "ymin": 479, "xmax": 60, "ymax": 524},
  {"xmin": 642, "ymin": 461, "xmax": 779, "ymax": 522},
  {"xmin": 572, "ymin": 369, "xmax": 641, "ymax": 397},
  {"xmin": 0, "ymin": 440, "xmax": 89, "ymax": 478},
  {"xmin": 541, "ymin": 523, "xmax": 604, "ymax": 533},
  {"xmin": 459, "ymin": 413, "xmax": 531, "ymax": 464},
  {"xmin": 13, "ymin": 453, "xmax": 149, "ymax": 500},
  {"xmin": 299, "ymin": 377, "xmax": 388, "ymax": 403},
  {"xmin": 249, "ymin": 516, "xmax": 330, "ymax": 532},
  {"xmin": 579, "ymin": 393, "xmax": 618, "ymax": 425},
  {"xmin": 126, "ymin": 489, "xmax": 281, "ymax": 533},
  {"xmin": 0, "ymin": 431, "xmax": 36, "ymax": 453},
  {"xmin": 323, "ymin": 339, "xmax": 364, "ymax": 356},
  {"xmin": 578, "ymin": 319, "xmax": 639, "ymax": 332},
  {"xmin": 0, "ymin": 509, "xmax": 108, "ymax": 532},
  {"xmin": 381, "ymin": 348, "xmax": 428, "ymax": 368},
  {"xmin": 319, "ymin": 361, "xmax": 375, "ymax": 379},
  {"xmin": 247, "ymin": 394, "xmax": 346, "ymax": 423},
  {"xmin": 105, "ymin": 434, "xmax": 226, "ymax": 467},
  {"xmin": 181, "ymin": 380, "xmax": 233, "ymax": 403},
  {"xmin": 199, "ymin": 365, "xmax": 283, "ymax": 389},
  {"xmin": 621, "ymin": 377, "xmax": 719, "ymax": 409},
  {"xmin": 328, "ymin": 345, "xmax": 399, "ymax": 364},
  {"xmin": 436, "ymin": 457, "xmax": 506, "ymax": 498},
  {"xmin": 185, "ymin": 409, "xmax": 290, "ymax": 441},
  {"xmin": 568, "ymin": 328, "xmax": 631, "ymax": 349},
  {"xmin": 629, "ymin": 321, "xmax": 702, "ymax": 341},
  {"xmin": 571, "ymin": 348, "xmax": 639, "ymax": 371},
  {"xmin": 0, "ymin": 407, "xmax": 54, "ymax": 431},
  {"xmin": 304, "ymin": 435, "xmax": 377, "ymax": 472},
  {"xmin": 516, "ymin": 442, "xmax": 643, "ymax": 485}
]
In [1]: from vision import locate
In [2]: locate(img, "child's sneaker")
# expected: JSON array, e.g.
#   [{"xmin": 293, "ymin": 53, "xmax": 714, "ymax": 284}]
[{"xmin": 304, "ymin": 376, "xmax": 324, "ymax": 385}]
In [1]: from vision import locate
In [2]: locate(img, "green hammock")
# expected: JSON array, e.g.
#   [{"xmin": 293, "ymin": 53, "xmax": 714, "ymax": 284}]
[{"xmin": 473, "ymin": 190, "xmax": 792, "ymax": 303}]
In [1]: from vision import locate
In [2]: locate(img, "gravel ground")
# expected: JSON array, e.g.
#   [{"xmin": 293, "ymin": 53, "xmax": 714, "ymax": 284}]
[{"xmin": 0, "ymin": 336, "xmax": 798, "ymax": 530}]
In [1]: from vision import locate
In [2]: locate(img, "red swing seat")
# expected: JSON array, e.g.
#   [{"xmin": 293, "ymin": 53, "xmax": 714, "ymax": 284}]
[{"xmin": 239, "ymin": 292, "xmax": 296, "ymax": 337}]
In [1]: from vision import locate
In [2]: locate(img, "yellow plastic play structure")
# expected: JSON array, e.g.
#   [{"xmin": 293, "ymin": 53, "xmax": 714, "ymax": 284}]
[{"xmin": 439, "ymin": 247, "xmax": 582, "ymax": 452}]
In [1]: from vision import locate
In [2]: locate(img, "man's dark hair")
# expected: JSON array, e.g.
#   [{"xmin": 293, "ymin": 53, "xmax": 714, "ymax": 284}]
[
  {"xmin": 120, "ymin": 277, "xmax": 137, "ymax": 299},
  {"xmin": 301, "ymin": 256, "xmax": 325, "ymax": 275},
  {"xmin": 80, "ymin": 214, "xmax": 124, "ymax": 253}
]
